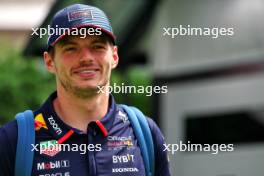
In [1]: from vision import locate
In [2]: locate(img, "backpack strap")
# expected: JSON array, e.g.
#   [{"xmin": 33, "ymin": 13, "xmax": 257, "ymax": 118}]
[
  {"xmin": 120, "ymin": 105, "xmax": 155, "ymax": 176},
  {"xmin": 15, "ymin": 110, "xmax": 35, "ymax": 176},
  {"xmin": 130, "ymin": 106, "xmax": 155, "ymax": 174}
]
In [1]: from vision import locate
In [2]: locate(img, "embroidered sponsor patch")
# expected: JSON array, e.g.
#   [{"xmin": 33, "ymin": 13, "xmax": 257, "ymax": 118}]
[
  {"xmin": 40, "ymin": 140, "xmax": 61, "ymax": 157},
  {"xmin": 35, "ymin": 113, "xmax": 48, "ymax": 131},
  {"xmin": 37, "ymin": 160, "xmax": 70, "ymax": 171},
  {"xmin": 117, "ymin": 111, "xmax": 128, "ymax": 123},
  {"xmin": 112, "ymin": 167, "xmax": 139, "ymax": 173},
  {"xmin": 112, "ymin": 154, "xmax": 134, "ymax": 164},
  {"xmin": 107, "ymin": 136, "xmax": 133, "ymax": 150},
  {"xmin": 48, "ymin": 116, "xmax": 62, "ymax": 135}
]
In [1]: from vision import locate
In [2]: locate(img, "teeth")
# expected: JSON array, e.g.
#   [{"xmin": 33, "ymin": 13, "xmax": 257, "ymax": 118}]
[{"xmin": 80, "ymin": 70, "xmax": 95, "ymax": 73}]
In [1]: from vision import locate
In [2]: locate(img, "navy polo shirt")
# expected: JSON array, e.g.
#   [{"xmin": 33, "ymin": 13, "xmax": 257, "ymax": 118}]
[{"xmin": 0, "ymin": 92, "xmax": 171, "ymax": 176}]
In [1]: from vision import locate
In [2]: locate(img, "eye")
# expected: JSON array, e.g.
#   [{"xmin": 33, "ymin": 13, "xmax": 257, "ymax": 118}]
[
  {"xmin": 63, "ymin": 46, "xmax": 79, "ymax": 53},
  {"xmin": 92, "ymin": 44, "xmax": 106, "ymax": 50},
  {"xmin": 65, "ymin": 47, "xmax": 77, "ymax": 51}
]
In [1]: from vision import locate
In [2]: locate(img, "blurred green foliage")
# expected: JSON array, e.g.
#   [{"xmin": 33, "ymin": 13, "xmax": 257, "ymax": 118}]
[
  {"xmin": 0, "ymin": 49, "xmax": 55, "ymax": 124},
  {"xmin": 0, "ymin": 48, "xmax": 152, "ymax": 125}
]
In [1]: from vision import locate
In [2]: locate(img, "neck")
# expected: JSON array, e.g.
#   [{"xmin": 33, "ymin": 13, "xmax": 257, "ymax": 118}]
[{"xmin": 53, "ymin": 86, "xmax": 109, "ymax": 133}]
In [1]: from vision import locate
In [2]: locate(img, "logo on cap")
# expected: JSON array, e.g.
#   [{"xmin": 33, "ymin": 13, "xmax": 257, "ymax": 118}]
[{"xmin": 68, "ymin": 9, "xmax": 93, "ymax": 22}]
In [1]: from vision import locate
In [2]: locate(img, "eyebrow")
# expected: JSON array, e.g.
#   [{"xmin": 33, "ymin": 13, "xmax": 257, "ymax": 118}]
[
  {"xmin": 63, "ymin": 41, "xmax": 78, "ymax": 46},
  {"xmin": 57, "ymin": 36, "xmax": 108, "ymax": 47},
  {"xmin": 57, "ymin": 37, "xmax": 77, "ymax": 46},
  {"xmin": 91, "ymin": 38, "xmax": 108, "ymax": 44}
]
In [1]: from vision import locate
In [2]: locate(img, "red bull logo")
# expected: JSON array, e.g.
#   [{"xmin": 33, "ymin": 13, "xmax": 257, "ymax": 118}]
[{"xmin": 35, "ymin": 113, "xmax": 48, "ymax": 131}]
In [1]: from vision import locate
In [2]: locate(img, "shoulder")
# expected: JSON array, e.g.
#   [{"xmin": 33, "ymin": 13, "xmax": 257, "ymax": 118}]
[
  {"xmin": 116, "ymin": 104, "xmax": 165, "ymax": 146},
  {"xmin": 146, "ymin": 117, "xmax": 171, "ymax": 176},
  {"xmin": 0, "ymin": 119, "xmax": 18, "ymax": 146},
  {"xmin": 146, "ymin": 117, "xmax": 165, "ymax": 149},
  {"xmin": 146, "ymin": 117, "xmax": 161, "ymax": 134},
  {"xmin": 0, "ymin": 120, "xmax": 18, "ymax": 176}
]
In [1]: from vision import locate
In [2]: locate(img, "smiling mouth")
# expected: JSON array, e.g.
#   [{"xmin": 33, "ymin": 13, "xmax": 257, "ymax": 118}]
[
  {"xmin": 72, "ymin": 68, "xmax": 100, "ymax": 78},
  {"xmin": 78, "ymin": 70, "xmax": 97, "ymax": 74}
]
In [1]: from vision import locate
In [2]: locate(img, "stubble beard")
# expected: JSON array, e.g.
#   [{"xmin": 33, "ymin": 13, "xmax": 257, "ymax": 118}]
[{"xmin": 58, "ymin": 73, "xmax": 109, "ymax": 99}]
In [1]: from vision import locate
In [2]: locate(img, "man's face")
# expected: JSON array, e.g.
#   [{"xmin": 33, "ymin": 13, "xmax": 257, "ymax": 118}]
[{"xmin": 44, "ymin": 34, "xmax": 119, "ymax": 98}]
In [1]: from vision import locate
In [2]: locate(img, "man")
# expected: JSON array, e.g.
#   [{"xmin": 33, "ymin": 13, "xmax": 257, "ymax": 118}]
[{"xmin": 0, "ymin": 4, "xmax": 171, "ymax": 176}]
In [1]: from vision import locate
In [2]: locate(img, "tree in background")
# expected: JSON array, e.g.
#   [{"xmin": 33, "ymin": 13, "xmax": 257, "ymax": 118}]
[{"xmin": 0, "ymin": 50, "xmax": 55, "ymax": 124}]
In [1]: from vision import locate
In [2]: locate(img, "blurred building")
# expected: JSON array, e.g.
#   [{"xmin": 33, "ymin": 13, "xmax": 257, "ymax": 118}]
[
  {"xmin": 139, "ymin": 0, "xmax": 264, "ymax": 175},
  {"xmin": 0, "ymin": 0, "xmax": 54, "ymax": 49}
]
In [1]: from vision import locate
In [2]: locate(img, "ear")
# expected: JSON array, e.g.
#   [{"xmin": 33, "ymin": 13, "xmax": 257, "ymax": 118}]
[
  {"xmin": 111, "ymin": 46, "xmax": 119, "ymax": 69},
  {"xmin": 43, "ymin": 51, "xmax": 56, "ymax": 73}
]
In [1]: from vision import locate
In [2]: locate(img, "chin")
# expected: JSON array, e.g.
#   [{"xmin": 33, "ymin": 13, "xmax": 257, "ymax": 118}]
[
  {"xmin": 78, "ymin": 84, "xmax": 98, "ymax": 90},
  {"xmin": 74, "ymin": 79, "xmax": 108, "ymax": 91},
  {"xmin": 76, "ymin": 79, "xmax": 98, "ymax": 87}
]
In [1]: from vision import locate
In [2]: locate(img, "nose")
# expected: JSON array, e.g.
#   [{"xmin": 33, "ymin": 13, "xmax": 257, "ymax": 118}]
[{"xmin": 80, "ymin": 47, "xmax": 93, "ymax": 63}]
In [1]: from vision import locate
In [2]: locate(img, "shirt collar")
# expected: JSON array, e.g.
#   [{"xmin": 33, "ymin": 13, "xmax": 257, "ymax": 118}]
[{"xmin": 40, "ymin": 91, "xmax": 117, "ymax": 140}]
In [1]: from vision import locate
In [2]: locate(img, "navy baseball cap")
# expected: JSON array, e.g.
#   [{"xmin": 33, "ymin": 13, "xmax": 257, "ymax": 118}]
[{"xmin": 47, "ymin": 4, "xmax": 116, "ymax": 47}]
